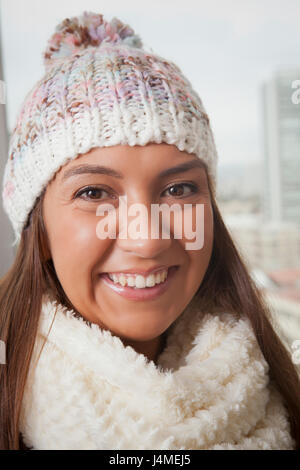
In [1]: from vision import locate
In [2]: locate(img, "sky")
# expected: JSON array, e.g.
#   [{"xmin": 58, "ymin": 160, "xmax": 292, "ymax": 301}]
[{"xmin": 1, "ymin": 0, "xmax": 300, "ymax": 169}]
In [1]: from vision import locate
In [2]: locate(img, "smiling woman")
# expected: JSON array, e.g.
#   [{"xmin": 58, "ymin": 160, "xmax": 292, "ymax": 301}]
[
  {"xmin": 42, "ymin": 144, "xmax": 213, "ymax": 359},
  {"xmin": 0, "ymin": 11, "xmax": 300, "ymax": 450}
]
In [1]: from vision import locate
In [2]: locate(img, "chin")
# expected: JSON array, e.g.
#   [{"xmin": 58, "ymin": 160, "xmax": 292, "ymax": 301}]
[{"xmin": 112, "ymin": 323, "xmax": 167, "ymax": 343}]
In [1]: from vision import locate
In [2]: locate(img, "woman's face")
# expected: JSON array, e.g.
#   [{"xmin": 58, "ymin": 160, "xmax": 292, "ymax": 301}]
[{"xmin": 43, "ymin": 143, "xmax": 214, "ymax": 346}]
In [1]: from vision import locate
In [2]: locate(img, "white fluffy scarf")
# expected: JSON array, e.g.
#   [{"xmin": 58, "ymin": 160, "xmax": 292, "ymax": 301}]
[{"xmin": 19, "ymin": 294, "xmax": 295, "ymax": 450}]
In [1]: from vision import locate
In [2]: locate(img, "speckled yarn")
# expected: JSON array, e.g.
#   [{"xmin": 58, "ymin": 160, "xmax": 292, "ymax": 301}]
[{"xmin": 2, "ymin": 11, "xmax": 218, "ymax": 246}]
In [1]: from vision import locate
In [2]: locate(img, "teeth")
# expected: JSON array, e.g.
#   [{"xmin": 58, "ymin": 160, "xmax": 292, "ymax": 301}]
[
  {"xmin": 107, "ymin": 269, "xmax": 169, "ymax": 288},
  {"xmin": 146, "ymin": 274, "xmax": 156, "ymax": 287}
]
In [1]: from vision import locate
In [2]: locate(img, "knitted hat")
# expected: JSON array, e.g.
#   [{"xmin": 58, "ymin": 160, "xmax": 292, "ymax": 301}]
[{"xmin": 2, "ymin": 11, "xmax": 218, "ymax": 246}]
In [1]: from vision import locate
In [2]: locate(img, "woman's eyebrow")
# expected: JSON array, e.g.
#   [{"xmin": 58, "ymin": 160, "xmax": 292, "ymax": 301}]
[
  {"xmin": 159, "ymin": 160, "xmax": 206, "ymax": 177},
  {"xmin": 61, "ymin": 159, "xmax": 206, "ymax": 181}
]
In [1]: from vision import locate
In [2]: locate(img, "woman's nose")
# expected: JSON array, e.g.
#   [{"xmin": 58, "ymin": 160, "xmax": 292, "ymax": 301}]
[
  {"xmin": 116, "ymin": 200, "xmax": 173, "ymax": 258},
  {"xmin": 117, "ymin": 234, "xmax": 172, "ymax": 258}
]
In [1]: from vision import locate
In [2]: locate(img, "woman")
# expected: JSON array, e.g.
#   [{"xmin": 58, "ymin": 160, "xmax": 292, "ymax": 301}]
[{"xmin": 0, "ymin": 11, "xmax": 299, "ymax": 450}]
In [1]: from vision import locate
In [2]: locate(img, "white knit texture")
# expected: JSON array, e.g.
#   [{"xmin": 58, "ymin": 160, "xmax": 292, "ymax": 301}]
[{"xmin": 19, "ymin": 294, "xmax": 295, "ymax": 450}]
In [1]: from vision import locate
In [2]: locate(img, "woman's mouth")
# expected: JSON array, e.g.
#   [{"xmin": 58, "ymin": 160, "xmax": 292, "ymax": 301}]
[{"xmin": 99, "ymin": 266, "xmax": 179, "ymax": 301}]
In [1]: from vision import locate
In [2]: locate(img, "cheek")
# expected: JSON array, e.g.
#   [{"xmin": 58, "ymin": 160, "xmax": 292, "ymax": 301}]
[
  {"xmin": 176, "ymin": 202, "xmax": 213, "ymax": 254},
  {"xmin": 177, "ymin": 202, "xmax": 214, "ymax": 288},
  {"xmin": 46, "ymin": 210, "xmax": 108, "ymax": 284}
]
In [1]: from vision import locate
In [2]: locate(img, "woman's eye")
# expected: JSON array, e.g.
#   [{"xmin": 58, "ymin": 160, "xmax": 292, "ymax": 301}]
[
  {"xmin": 163, "ymin": 183, "xmax": 198, "ymax": 198},
  {"xmin": 75, "ymin": 186, "xmax": 111, "ymax": 201},
  {"xmin": 74, "ymin": 183, "xmax": 199, "ymax": 202}
]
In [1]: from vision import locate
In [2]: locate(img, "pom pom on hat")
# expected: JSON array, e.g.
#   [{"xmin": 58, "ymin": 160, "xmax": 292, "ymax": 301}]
[{"xmin": 43, "ymin": 11, "xmax": 144, "ymax": 71}]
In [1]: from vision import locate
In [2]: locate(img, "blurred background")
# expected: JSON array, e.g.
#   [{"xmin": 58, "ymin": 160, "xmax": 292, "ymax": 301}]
[{"xmin": 0, "ymin": 0, "xmax": 299, "ymax": 349}]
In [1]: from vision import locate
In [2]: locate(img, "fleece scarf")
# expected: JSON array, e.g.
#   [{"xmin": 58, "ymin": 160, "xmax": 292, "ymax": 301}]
[{"xmin": 19, "ymin": 294, "xmax": 295, "ymax": 450}]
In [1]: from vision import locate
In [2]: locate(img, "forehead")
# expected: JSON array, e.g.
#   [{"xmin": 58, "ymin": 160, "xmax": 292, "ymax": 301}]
[{"xmin": 56, "ymin": 143, "xmax": 207, "ymax": 182}]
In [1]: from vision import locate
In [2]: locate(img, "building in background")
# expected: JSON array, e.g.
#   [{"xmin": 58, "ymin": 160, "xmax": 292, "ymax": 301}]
[
  {"xmin": 218, "ymin": 69, "xmax": 300, "ymax": 344},
  {"xmin": 219, "ymin": 69, "xmax": 300, "ymax": 273},
  {"xmin": 0, "ymin": 7, "xmax": 14, "ymax": 276},
  {"xmin": 261, "ymin": 69, "xmax": 300, "ymax": 225},
  {"xmin": 225, "ymin": 214, "xmax": 300, "ymax": 271}
]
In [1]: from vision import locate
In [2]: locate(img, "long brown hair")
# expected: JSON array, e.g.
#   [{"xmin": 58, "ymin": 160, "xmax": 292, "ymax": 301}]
[{"xmin": 0, "ymin": 171, "xmax": 300, "ymax": 450}]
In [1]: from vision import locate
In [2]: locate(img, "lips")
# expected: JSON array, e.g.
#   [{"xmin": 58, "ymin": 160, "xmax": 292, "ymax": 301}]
[{"xmin": 99, "ymin": 266, "xmax": 179, "ymax": 301}]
